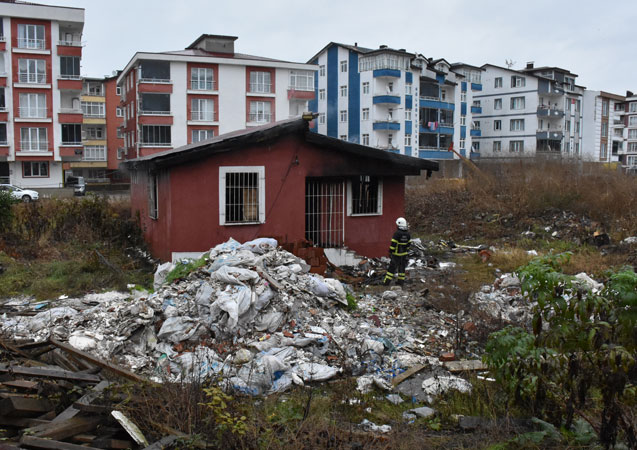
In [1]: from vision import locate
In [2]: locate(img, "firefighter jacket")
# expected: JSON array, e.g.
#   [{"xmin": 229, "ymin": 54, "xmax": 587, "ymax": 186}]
[{"xmin": 389, "ymin": 228, "xmax": 411, "ymax": 256}]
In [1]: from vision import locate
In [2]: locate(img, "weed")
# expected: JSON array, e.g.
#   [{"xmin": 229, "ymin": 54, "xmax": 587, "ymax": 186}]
[{"xmin": 165, "ymin": 254, "xmax": 209, "ymax": 284}]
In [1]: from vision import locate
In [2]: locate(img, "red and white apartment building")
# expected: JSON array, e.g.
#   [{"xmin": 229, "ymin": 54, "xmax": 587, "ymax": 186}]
[
  {"xmin": 117, "ymin": 34, "xmax": 317, "ymax": 159},
  {"xmin": 0, "ymin": 1, "xmax": 86, "ymax": 189}
]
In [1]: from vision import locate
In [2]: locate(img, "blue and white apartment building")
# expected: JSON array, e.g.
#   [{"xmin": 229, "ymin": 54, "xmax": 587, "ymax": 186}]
[{"xmin": 307, "ymin": 42, "xmax": 483, "ymax": 164}]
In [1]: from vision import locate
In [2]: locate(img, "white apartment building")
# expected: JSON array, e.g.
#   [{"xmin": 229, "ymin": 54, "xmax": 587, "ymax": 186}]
[
  {"xmin": 581, "ymin": 91, "xmax": 625, "ymax": 163},
  {"xmin": 474, "ymin": 63, "xmax": 584, "ymax": 158},
  {"xmin": 308, "ymin": 42, "xmax": 483, "ymax": 163},
  {"xmin": 0, "ymin": 1, "xmax": 84, "ymax": 189},
  {"xmin": 625, "ymin": 93, "xmax": 637, "ymax": 169},
  {"xmin": 117, "ymin": 34, "xmax": 316, "ymax": 159}
]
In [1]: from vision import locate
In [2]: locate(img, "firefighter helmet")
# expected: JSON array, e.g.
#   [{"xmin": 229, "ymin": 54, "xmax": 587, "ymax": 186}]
[{"xmin": 396, "ymin": 217, "xmax": 408, "ymax": 230}]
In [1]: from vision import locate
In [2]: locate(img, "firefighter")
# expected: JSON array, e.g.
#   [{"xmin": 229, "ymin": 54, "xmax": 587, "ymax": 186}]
[{"xmin": 383, "ymin": 217, "xmax": 411, "ymax": 286}]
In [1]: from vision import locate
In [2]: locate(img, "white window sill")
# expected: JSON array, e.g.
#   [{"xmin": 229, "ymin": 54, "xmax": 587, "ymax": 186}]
[{"xmin": 221, "ymin": 221, "xmax": 264, "ymax": 226}]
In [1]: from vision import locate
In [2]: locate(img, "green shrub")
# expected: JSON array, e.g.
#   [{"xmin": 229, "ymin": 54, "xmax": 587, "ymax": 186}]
[{"xmin": 0, "ymin": 190, "xmax": 18, "ymax": 232}]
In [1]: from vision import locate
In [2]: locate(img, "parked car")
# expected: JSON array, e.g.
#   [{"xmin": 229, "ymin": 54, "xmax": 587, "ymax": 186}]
[
  {"xmin": 0, "ymin": 184, "xmax": 39, "ymax": 202},
  {"xmin": 66, "ymin": 176, "xmax": 86, "ymax": 196}
]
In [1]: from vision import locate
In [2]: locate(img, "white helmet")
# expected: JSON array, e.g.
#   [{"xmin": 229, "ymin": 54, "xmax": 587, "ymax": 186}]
[{"xmin": 396, "ymin": 217, "xmax": 408, "ymax": 229}]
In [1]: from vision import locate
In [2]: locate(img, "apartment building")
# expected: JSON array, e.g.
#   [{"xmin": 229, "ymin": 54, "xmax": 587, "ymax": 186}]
[
  {"xmin": 581, "ymin": 91, "xmax": 625, "ymax": 163},
  {"xmin": 63, "ymin": 75, "xmax": 124, "ymax": 184},
  {"xmin": 474, "ymin": 63, "xmax": 584, "ymax": 158},
  {"xmin": 625, "ymin": 92, "xmax": 637, "ymax": 170},
  {"xmin": 117, "ymin": 34, "xmax": 316, "ymax": 159},
  {"xmin": 307, "ymin": 42, "xmax": 483, "ymax": 162},
  {"xmin": 0, "ymin": 1, "xmax": 84, "ymax": 188}
]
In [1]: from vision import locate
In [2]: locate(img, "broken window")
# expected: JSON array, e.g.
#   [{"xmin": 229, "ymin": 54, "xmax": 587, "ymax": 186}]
[
  {"xmin": 148, "ymin": 172, "xmax": 158, "ymax": 219},
  {"xmin": 350, "ymin": 176, "xmax": 381, "ymax": 215},
  {"xmin": 220, "ymin": 167, "xmax": 265, "ymax": 225}
]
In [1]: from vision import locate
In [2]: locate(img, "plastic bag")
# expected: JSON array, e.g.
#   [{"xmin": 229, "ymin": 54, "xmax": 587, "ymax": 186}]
[
  {"xmin": 153, "ymin": 262, "xmax": 175, "ymax": 290},
  {"xmin": 240, "ymin": 238, "xmax": 278, "ymax": 254}
]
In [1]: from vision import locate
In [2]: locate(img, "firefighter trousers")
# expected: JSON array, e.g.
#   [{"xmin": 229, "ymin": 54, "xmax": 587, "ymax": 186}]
[{"xmin": 384, "ymin": 254, "xmax": 407, "ymax": 285}]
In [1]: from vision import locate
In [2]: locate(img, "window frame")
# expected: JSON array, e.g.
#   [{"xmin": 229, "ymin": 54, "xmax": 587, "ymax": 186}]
[
  {"xmin": 494, "ymin": 77, "xmax": 503, "ymax": 88},
  {"xmin": 340, "ymin": 60, "xmax": 347, "ymax": 72},
  {"xmin": 347, "ymin": 176, "xmax": 383, "ymax": 216},
  {"xmin": 219, "ymin": 166, "xmax": 266, "ymax": 226},
  {"xmin": 23, "ymin": 161, "xmax": 49, "ymax": 177},
  {"xmin": 494, "ymin": 98, "xmax": 502, "ymax": 110}
]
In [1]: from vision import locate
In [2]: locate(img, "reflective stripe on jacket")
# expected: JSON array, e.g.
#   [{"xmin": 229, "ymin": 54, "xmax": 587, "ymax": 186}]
[{"xmin": 389, "ymin": 228, "xmax": 411, "ymax": 256}]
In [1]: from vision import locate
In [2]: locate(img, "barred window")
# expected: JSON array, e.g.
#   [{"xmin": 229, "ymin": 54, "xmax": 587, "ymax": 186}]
[
  {"xmin": 349, "ymin": 176, "xmax": 382, "ymax": 216},
  {"xmin": 219, "ymin": 166, "xmax": 265, "ymax": 225}
]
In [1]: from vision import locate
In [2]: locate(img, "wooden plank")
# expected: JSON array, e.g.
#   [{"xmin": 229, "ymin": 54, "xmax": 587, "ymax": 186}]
[
  {"xmin": 0, "ymin": 416, "xmax": 50, "ymax": 428},
  {"xmin": 52, "ymin": 380, "xmax": 110, "ymax": 423},
  {"xmin": 25, "ymin": 416, "xmax": 102, "ymax": 441},
  {"xmin": 20, "ymin": 435, "xmax": 102, "ymax": 450},
  {"xmin": 0, "ymin": 339, "xmax": 33, "ymax": 359},
  {"xmin": 0, "ymin": 364, "xmax": 101, "ymax": 383},
  {"xmin": 443, "ymin": 360, "xmax": 487, "ymax": 373},
  {"xmin": 391, "ymin": 364, "xmax": 426, "ymax": 386},
  {"xmin": 72, "ymin": 402, "xmax": 112, "ymax": 414},
  {"xmin": 111, "ymin": 410, "xmax": 148, "ymax": 446},
  {"xmin": 142, "ymin": 435, "xmax": 180, "ymax": 450},
  {"xmin": 0, "ymin": 397, "xmax": 53, "ymax": 417},
  {"xmin": 1, "ymin": 380, "xmax": 39, "ymax": 390},
  {"xmin": 50, "ymin": 339, "xmax": 146, "ymax": 384},
  {"xmin": 92, "ymin": 437, "xmax": 136, "ymax": 449}
]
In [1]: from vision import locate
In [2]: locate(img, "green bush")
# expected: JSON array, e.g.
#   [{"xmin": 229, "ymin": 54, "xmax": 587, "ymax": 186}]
[
  {"xmin": 484, "ymin": 254, "xmax": 637, "ymax": 448},
  {"xmin": 0, "ymin": 190, "xmax": 18, "ymax": 233}
]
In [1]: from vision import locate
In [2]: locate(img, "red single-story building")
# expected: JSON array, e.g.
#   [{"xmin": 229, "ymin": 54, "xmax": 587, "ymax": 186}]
[{"xmin": 123, "ymin": 117, "xmax": 438, "ymax": 262}]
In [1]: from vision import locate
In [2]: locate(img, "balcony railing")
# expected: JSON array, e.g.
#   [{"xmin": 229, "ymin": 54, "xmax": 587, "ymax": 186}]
[
  {"xmin": 83, "ymin": 147, "xmax": 107, "ymax": 161},
  {"xmin": 249, "ymin": 83, "xmax": 272, "ymax": 94},
  {"xmin": 0, "ymin": 106, "xmax": 7, "ymax": 113},
  {"xmin": 139, "ymin": 110, "xmax": 171, "ymax": 116},
  {"xmin": 17, "ymin": 38, "xmax": 46, "ymax": 50},
  {"xmin": 59, "ymin": 107, "xmax": 83, "ymax": 114},
  {"xmin": 420, "ymin": 95, "xmax": 440, "ymax": 101},
  {"xmin": 190, "ymin": 80, "xmax": 217, "ymax": 91},
  {"xmin": 288, "ymin": 83, "xmax": 314, "ymax": 92},
  {"xmin": 20, "ymin": 140, "xmax": 48, "ymax": 151},
  {"xmin": 139, "ymin": 77, "xmax": 171, "ymax": 84},
  {"xmin": 82, "ymin": 89, "xmax": 104, "ymax": 96},
  {"xmin": 191, "ymin": 111, "xmax": 215, "ymax": 121},
  {"xmin": 19, "ymin": 107, "xmax": 48, "ymax": 118},
  {"xmin": 248, "ymin": 113, "xmax": 271, "ymax": 123},
  {"xmin": 60, "ymin": 74, "xmax": 82, "ymax": 80},
  {"xmin": 57, "ymin": 40, "xmax": 82, "ymax": 47},
  {"xmin": 61, "ymin": 140, "xmax": 82, "ymax": 146},
  {"xmin": 18, "ymin": 73, "xmax": 46, "ymax": 84}
]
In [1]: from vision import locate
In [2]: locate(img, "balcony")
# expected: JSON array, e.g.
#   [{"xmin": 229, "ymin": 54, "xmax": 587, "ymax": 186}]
[
  {"xmin": 59, "ymin": 146, "xmax": 83, "ymax": 161},
  {"xmin": 537, "ymin": 105, "xmax": 565, "ymax": 118},
  {"xmin": 58, "ymin": 40, "xmax": 82, "ymax": 47},
  {"xmin": 536, "ymin": 130, "xmax": 564, "ymax": 140},
  {"xmin": 373, "ymin": 69, "xmax": 401, "ymax": 78},
  {"xmin": 16, "ymin": 38, "xmax": 46, "ymax": 50},
  {"xmin": 470, "ymin": 106, "xmax": 482, "ymax": 114},
  {"xmin": 373, "ymin": 121, "xmax": 400, "ymax": 131},
  {"xmin": 470, "ymin": 83, "xmax": 482, "ymax": 91},
  {"xmin": 287, "ymin": 83, "xmax": 315, "ymax": 100},
  {"xmin": 373, "ymin": 94, "xmax": 401, "ymax": 105},
  {"xmin": 470, "ymin": 128, "xmax": 481, "ymax": 137},
  {"xmin": 139, "ymin": 109, "xmax": 171, "ymax": 116}
]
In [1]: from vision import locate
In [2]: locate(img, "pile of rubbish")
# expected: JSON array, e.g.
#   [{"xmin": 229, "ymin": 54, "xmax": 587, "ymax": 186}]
[{"xmin": 2, "ymin": 238, "xmax": 474, "ymax": 398}]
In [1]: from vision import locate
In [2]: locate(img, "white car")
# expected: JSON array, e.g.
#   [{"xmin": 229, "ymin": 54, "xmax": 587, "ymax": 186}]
[{"xmin": 0, "ymin": 184, "xmax": 40, "ymax": 202}]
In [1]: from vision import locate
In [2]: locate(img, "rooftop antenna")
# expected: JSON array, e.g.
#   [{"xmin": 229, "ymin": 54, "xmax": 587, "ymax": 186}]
[{"xmin": 505, "ymin": 59, "xmax": 516, "ymax": 69}]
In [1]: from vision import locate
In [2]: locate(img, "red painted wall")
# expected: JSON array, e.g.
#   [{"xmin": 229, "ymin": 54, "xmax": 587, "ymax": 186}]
[
  {"xmin": 104, "ymin": 77, "xmax": 124, "ymax": 173},
  {"xmin": 131, "ymin": 134, "xmax": 405, "ymax": 261}
]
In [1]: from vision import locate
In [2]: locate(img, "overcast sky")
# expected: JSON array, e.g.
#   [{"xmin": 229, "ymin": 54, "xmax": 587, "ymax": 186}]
[{"xmin": 43, "ymin": 0, "xmax": 636, "ymax": 95}]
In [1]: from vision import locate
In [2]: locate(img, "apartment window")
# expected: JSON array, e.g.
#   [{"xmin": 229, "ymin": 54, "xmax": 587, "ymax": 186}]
[
  {"xmin": 405, "ymin": 109, "xmax": 412, "ymax": 121},
  {"xmin": 472, "ymin": 100, "xmax": 481, "ymax": 108},
  {"xmin": 494, "ymin": 98, "xmax": 502, "ymax": 110},
  {"xmin": 20, "ymin": 127, "xmax": 47, "ymax": 151},
  {"xmin": 602, "ymin": 100, "xmax": 609, "ymax": 117},
  {"xmin": 441, "ymin": 90, "xmax": 447, "ymax": 101},
  {"xmin": 510, "ymin": 119, "xmax": 525, "ymax": 131},
  {"xmin": 116, "ymin": 127, "xmax": 123, "ymax": 139},
  {"xmin": 576, "ymin": 121, "xmax": 580, "ymax": 133},
  {"xmin": 627, "ymin": 154, "xmax": 637, "ymax": 165},
  {"xmin": 349, "ymin": 176, "xmax": 381, "ymax": 215},
  {"xmin": 575, "ymin": 142, "xmax": 580, "ymax": 155},
  {"xmin": 139, "ymin": 60, "xmax": 170, "ymax": 82},
  {"xmin": 629, "ymin": 129, "xmax": 637, "ymax": 139},
  {"xmin": 18, "ymin": 59, "xmax": 46, "ymax": 84},
  {"xmin": 460, "ymin": 115, "xmax": 466, "ymax": 126},
  {"xmin": 405, "ymin": 134, "xmax": 411, "ymax": 146},
  {"xmin": 362, "ymin": 108, "xmax": 369, "ymax": 121},
  {"xmin": 362, "ymin": 134, "xmax": 369, "ymax": 146},
  {"xmin": 60, "ymin": 56, "xmax": 81, "ymax": 79},
  {"xmin": 116, "ymin": 107, "xmax": 123, "ymax": 117},
  {"xmin": 83, "ymin": 145, "xmax": 106, "ymax": 161},
  {"xmin": 510, "ymin": 96, "xmax": 525, "ymax": 110},
  {"xmin": 509, "ymin": 140, "xmax": 523, "ymax": 152},
  {"xmin": 81, "ymin": 102, "xmax": 105, "ymax": 117},
  {"xmin": 148, "ymin": 173, "xmax": 158, "ymax": 219},
  {"xmin": 340, "ymin": 85, "xmax": 347, "ymax": 97},
  {"xmin": 249, "ymin": 101, "xmax": 271, "ymax": 123},
  {"xmin": 319, "ymin": 89, "xmax": 325, "ymax": 100},
  {"xmin": 511, "ymin": 76, "xmax": 526, "ymax": 87},
  {"xmin": 601, "ymin": 122, "xmax": 608, "ymax": 137},
  {"xmin": 405, "ymin": 83, "xmax": 412, "ymax": 95},
  {"xmin": 85, "ymin": 82, "xmax": 103, "ymax": 96},
  {"xmin": 340, "ymin": 135, "xmax": 347, "ymax": 141},
  {"xmin": 191, "ymin": 98, "xmax": 215, "ymax": 121},
  {"xmin": 493, "ymin": 141, "xmax": 501, "ymax": 152},
  {"xmin": 23, "ymin": 161, "xmax": 48, "ymax": 177},
  {"xmin": 473, "ymin": 121, "xmax": 480, "ymax": 130},
  {"xmin": 460, "ymin": 92, "xmax": 466, "ymax": 102},
  {"xmin": 340, "ymin": 110, "xmax": 347, "ymax": 123},
  {"xmin": 116, "ymin": 86, "xmax": 121, "ymax": 96},
  {"xmin": 17, "ymin": 24, "xmax": 45, "ymax": 49},
  {"xmin": 191, "ymin": 67, "xmax": 214, "ymax": 90},
  {"xmin": 630, "ymin": 103, "xmax": 637, "ymax": 113},
  {"xmin": 460, "ymin": 138, "xmax": 465, "ymax": 149},
  {"xmin": 576, "ymin": 99, "xmax": 581, "ymax": 113},
  {"xmin": 600, "ymin": 143, "xmax": 607, "ymax": 159},
  {"xmin": 191, "ymin": 129, "xmax": 214, "ymax": 143},
  {"xmin": 0, "ymin": 88, "xmax": 4, "ymax": 111},
  {"xmin": 629, "ymin": 116, "xmax": 637, "ymax": 127},
  {"xmin": 362, "ymin": 82, "xmax": 369, "ymax": 94},
  {"xmin": 566, "ymin": 120, "xmax": 571, "ymax": 132},
  {"xmin": 319, "ymin": 65, "xmax": 325, "ymax": 76},
  {"xmin": 319, "ymin": 113, "xmax": 325, "ymax": 124},
  {"xmin": 494, "ymin": 120, "xmax": 502, "ymax": 130},
  {"xmin": 141, "ymin": 125, "xmax": 171, "ymax": 145},
  {"xmin": 85, "ymin": 126, "xmax": 104, "ymax": 139},
  {"xmin": 473, "ymin": 142, "xmax": 480, "ymax": 152},
  {"xmin": 340, "ymin": 60, "xmax": 347, "ymax": 72},
  {"xmin": 387, "ymin": 82, "xmax": 394, "ymax": 93},
  {"xmin": 19, "ymin": 93, "xmax": 46, "ymax": 118},
  {"xmin": 289, "ymin": 70, "xmax": 314, "ymax": 91},
  {"xmin": 494, "ymin": 77, "xmax": 503, "ymax": 88},
  {"xmin": 219, "ymin": 166, "xmax": 265, "ymax": 225},
  {"xmin": 249, "ymin": 71, "xmax": 271, "ymax": 93},
  {"xmin": 0, "ymin": 123, "xmax": 7, "ymax": 144}
]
